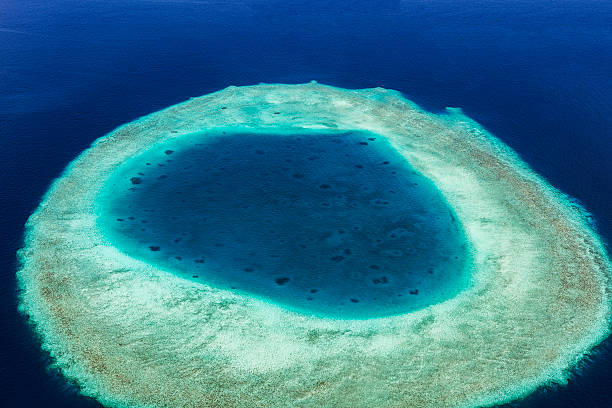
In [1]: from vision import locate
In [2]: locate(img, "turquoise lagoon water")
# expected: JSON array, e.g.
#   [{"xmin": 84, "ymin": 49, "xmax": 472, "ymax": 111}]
[{"xmin": 97, "ymin": 130, "xmax": 470, "ymax": 318}]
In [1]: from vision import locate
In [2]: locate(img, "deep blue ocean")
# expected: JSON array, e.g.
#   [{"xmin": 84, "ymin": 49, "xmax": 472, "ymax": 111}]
[{"xmin": 1, "ymin": 0, "xmax": 611, "ymax": 406}]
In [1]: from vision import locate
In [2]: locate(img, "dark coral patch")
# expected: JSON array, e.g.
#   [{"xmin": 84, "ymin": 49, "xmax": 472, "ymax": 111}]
[{"xmin": 275, "ymin": 277, "xmax": 290, "ymax": 286}]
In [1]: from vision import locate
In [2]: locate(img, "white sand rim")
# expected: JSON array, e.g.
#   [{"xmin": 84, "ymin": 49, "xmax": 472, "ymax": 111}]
[{"xmin": 17, "ymin": 82, "xmax": 611, "ymax": 408}]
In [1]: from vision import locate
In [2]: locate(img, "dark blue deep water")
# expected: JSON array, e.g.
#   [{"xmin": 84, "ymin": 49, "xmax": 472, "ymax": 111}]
[
  {"xmin": 1, "ymin": 0, "xmax": 611, "ymax": 406},
  {"xmin": 97, "ymin": 130, "xmax": 469, "ymax": 318}
]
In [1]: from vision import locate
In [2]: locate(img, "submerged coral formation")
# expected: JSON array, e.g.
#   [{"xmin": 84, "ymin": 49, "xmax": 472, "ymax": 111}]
[{"xmin": 18, "ymin": 82, "xmax": 611, "ymax": 408}]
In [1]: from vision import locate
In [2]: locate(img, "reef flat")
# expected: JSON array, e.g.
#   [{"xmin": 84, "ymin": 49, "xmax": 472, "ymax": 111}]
[{"xmin": 18, "ymin": 82, "xmax": 612, "ymax": 408}]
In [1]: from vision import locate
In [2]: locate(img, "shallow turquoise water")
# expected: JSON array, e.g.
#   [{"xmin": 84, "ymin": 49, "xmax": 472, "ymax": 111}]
[{"xmin": 97, "ymin": 129, "xmax": 470, "ymax": 318}]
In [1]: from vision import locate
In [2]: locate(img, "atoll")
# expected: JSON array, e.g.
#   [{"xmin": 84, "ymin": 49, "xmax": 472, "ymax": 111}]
[{"xmin": 18, "ymin": 82, "xmax": 611, "ymax": 408}]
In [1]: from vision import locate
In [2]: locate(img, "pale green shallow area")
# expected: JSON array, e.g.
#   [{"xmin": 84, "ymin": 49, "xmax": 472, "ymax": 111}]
[{"xmin": 17, "ymin": 82, "xmax": 612, "ymax": 408}]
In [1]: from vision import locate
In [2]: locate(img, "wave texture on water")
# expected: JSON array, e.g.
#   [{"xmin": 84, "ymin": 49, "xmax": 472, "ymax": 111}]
[{"xmin": 17, "ymin": 82, "xmax": 612, "ymax": 408}]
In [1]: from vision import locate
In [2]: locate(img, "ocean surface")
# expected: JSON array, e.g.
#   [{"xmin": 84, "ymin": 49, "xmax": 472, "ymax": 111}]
[{"xmin": 1, "ymin": 0, "xmax": 611, "ymax": 406}]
